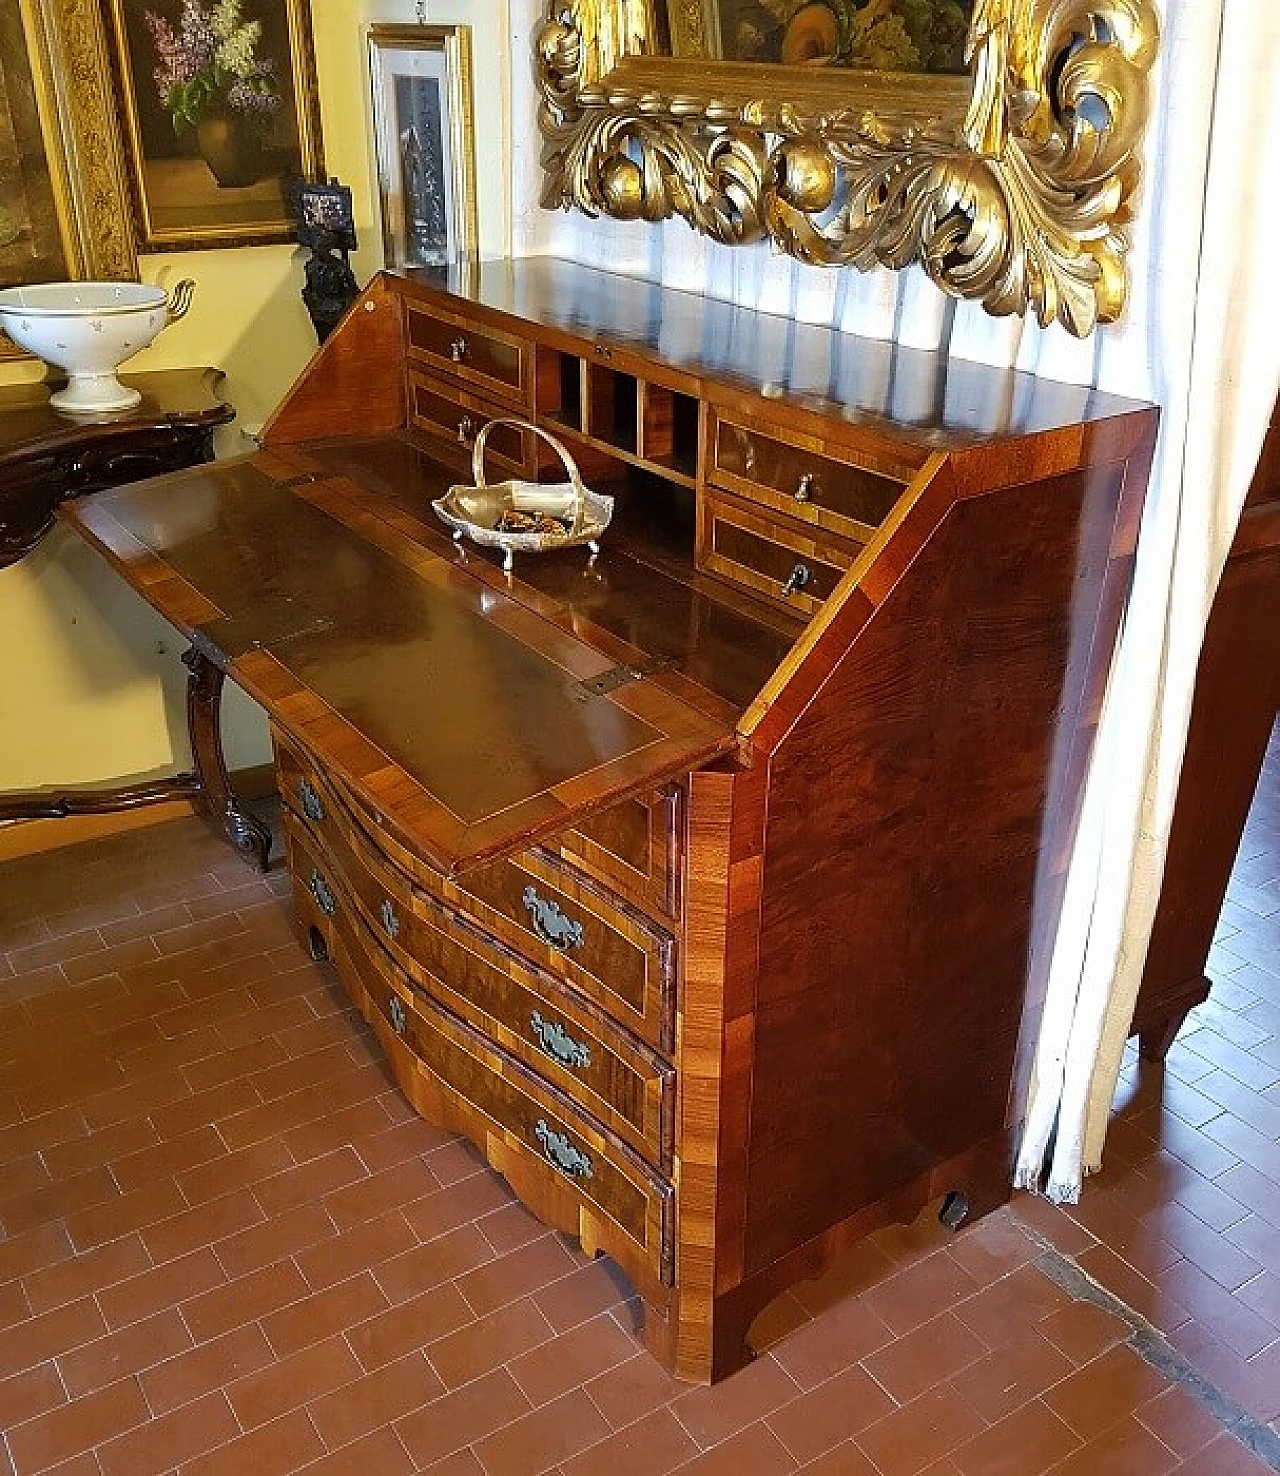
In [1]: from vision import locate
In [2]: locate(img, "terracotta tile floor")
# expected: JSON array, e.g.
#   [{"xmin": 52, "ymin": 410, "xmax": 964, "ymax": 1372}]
[{"xmin": 1, "ymin": 734, "xmax": 1279, "ymax": 1475}]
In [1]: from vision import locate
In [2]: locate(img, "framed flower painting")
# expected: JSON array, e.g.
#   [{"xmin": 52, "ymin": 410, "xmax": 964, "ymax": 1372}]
[{"xmin": 102, "ymin": 0, "xmax": 325, "ymax": 250}]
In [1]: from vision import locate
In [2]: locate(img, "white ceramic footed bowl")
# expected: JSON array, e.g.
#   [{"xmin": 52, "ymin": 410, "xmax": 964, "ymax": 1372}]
[{"xmin": 0, "ymin": 282, "xmax": 172, "ymax": 414}]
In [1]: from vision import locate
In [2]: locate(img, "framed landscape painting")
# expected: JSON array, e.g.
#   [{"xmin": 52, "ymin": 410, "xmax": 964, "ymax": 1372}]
[
  {"xmin": 368, "ymin": 25, "xmax": 477, "ymax": 271},
  {"xmin": 102, "ymin": 0, "xmax": 325, "ymax": 251},
  {"xmin": 0, "ymin": 0, "xmax": 135, "ymax": 357}
]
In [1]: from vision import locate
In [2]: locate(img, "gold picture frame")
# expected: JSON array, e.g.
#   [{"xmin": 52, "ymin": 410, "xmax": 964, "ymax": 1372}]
[
  {"xmin": 102, "ymin": 0, "xmax": 325, "ymax": 252},
  {"xmin": 536, "ymin": 0, "xmax": 1160, "ymax": 336},
  {"xmin": 0, "ymin": 0, "xmax": 136, "ymax": 356},
  {"xmin": 367, "ymin": 24, "xmax": 478, "ymax": 270}
]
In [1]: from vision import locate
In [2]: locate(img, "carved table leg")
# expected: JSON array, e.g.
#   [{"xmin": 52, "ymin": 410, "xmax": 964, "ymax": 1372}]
[{"xmin": 183, "ymin": 646, "xmax": 271, "ymax": 871}]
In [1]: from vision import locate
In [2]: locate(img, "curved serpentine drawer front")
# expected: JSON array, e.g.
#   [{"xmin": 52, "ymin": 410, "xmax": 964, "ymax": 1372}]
[
  {"xmin": 275, "ymin": 734, "xmax": 677, "ymax": 1053},
  {"xmin": 284, "ymin": 811, "xmax": 674, "ymax": 1169},
  {"xmin": 289, "ymin": 841, "xmax": 673, "ymax": 1288}
]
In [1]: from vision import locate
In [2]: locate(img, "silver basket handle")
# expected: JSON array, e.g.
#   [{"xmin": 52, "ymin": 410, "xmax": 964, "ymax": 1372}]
[{"xmin": 470, "ymin": 418, "xmax": 589, "ymax": 538}]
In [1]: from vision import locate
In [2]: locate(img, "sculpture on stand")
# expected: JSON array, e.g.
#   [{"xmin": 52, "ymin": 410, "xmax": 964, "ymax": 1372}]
[{"xmin": 286, "ymin": 178, "xmax": 360, "ymax": 343}]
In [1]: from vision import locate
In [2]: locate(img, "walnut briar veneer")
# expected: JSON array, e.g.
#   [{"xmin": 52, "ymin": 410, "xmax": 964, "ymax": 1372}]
[{"xmin": 58, "ymin": 259, "xmax": 1158, "ymax": 1383}]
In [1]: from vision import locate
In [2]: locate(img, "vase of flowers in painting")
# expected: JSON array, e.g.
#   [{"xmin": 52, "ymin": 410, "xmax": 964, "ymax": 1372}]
[{"xmin": 146, "ymin": 0, "xmax": 281, "ymax": 189}]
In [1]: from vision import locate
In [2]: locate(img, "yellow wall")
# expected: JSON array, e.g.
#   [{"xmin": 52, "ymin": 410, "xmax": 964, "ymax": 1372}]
[{"xmin": 0, "ymin": 0, "xmax": 510, "ymax": 790}]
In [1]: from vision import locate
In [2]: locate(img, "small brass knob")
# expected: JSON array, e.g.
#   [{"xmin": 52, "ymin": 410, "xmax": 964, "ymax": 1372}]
[
  {"xmin": 795, "ymin": 472, "xmax": 815, "ymax": 502},
  {"xmin": 449, "ymin": 336, "xmax": 468, "ymax": 362},
  {"xmin": 457, "ymin": 415, "xmax": 474, "ymax": 443}
]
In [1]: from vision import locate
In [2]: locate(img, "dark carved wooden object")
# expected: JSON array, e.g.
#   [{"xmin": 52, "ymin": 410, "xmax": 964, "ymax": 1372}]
[
  {"xmin": 181, "ymin": 647, "xmax": 273, "ymax": 870},
  {"xmin": 0, "ymin": 369, "xmax": 270, "ymax": 870},
  {"xmin": 1133, "ymin": 400, "xmax": 1280, "ymax": 1059},
  {"xmin": 0, "ymin": 369, "xmax": 233, "ymax": 568},
  {"xmin": 57, "ymin": 260, "xmax": 1158, "ymax": 1381}
]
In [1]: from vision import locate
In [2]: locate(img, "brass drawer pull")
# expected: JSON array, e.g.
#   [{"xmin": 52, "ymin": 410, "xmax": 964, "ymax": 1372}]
[
  {"xmin": 456, "ymin": 415, "xmax": 474, "ymax": 444},
  {"xmin": 535, "ymin": 1119, "xmax": 593, "ymax": 1179},
  {"xmin": 781, "ymin": 563, "xmax": 812, "ymax": 598},
  {"xmin": 298, "ymin": 779, "xmax": 324, "ymax": 823},
  {"xmin": 794, "ymin": 472, "xmax": 815, "ymax": 502},
  {"xmin": 522, "ymin": 885, "xmax": 585, "ymax": 951},
  {"xmin": 380, "ymin": 899, "xmax": 401, "ymax": 939},
  {"xmin": 388, "ymin": 994, "xmax": 408, "ymax": 1036},
  {"xmin": 530, "ymin": 1010, "xmax": 591, "ymax": 1070},
  {"xmin": 449, "ymin": 336, "xmax": 468, "ymax": 362},
  {"xmin": 308, "ymin": 870, "xmax": 336, "ymax": 917}
]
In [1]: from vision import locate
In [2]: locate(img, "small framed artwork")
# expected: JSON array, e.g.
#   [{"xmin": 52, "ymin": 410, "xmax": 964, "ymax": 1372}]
[
  {"xmin": 0, "ymin": 0, "xmax": 136, "ymax": 357},
  {"xmin": 367, "ymin": 24, "xmax": 478, "ymax": 269},
  {"xmin": 285, "ymin": 178, "xmax": 357, "ymax": 253},
  {"xmin": 101, "ymin": 0, "xmax": 326, "ymax": 251}
]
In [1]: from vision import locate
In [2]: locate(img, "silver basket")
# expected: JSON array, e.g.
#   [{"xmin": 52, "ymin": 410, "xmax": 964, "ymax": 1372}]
[{"xmin": 432, "ymin": 418, "xmax": 613, "ymax": 572}]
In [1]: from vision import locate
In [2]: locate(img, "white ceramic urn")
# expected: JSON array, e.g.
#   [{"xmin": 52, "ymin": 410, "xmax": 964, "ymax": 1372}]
[{"xmin": 0, "ymin": 280, "xmax": 194, "ymax": 414}]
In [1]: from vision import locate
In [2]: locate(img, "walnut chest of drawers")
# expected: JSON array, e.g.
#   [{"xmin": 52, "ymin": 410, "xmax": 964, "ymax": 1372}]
[{"xmin": 59, "ymin": 258, "xmax": 1158, "ymax": 1383}]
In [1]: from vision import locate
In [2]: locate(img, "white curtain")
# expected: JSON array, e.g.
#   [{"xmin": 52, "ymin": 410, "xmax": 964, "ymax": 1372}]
[{"xmin": 507, "ymin": 0, "xmax": 1280, "ymax": 1198}]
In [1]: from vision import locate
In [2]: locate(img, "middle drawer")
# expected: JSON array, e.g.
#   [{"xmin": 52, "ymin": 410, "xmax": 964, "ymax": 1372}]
[
  {"xmin": 286, "ymin": 812, "xmax": 674, "ymax": 1168},
  {"xmin": 276, "ymin": 736, "xmax": 677, "ymax": 1053}
]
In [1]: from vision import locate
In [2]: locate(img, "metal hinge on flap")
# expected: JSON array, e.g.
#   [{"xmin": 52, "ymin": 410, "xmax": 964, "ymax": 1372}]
[{"xmin": 572, "ymin": 656, "xmax": 672, "ymax": 701}]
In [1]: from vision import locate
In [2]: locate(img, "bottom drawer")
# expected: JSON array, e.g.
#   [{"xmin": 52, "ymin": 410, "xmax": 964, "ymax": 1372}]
[
  {"xmin": 701, "ymin": 491, "xmax": 859, "ymax": 618},
  {"xmin": 289, "ymin": 832, "xmax": 674, "ymax": 1289},
  {"xmin": 408, "ymin": 370, "xmax": 538, "ymax": 479}
]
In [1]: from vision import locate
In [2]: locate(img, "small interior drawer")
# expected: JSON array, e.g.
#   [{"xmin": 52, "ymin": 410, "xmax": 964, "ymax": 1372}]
[
  {"xmin": 700, "ymin": 491, "xmax": 859, "ymax": 619},
  {"xmin": 408, "ymin": 372, "xmax": 537, "ymax": 479},
  {"xmin": 405, "ymin": 302, "xmax": 532, "ymax": 405},
  {"xmin": 709, "ymin": 411, "xmax": 907, "ymax": 541}
]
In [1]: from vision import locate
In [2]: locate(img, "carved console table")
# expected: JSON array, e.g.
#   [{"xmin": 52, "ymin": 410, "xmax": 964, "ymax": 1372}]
[
  {"xmin": 0, "ymin": 370, "xmax": 269, "ymax": 869},
  {"xmin": 58, "ymin": 261, "xmax": 1158, "ymax": 1381}
]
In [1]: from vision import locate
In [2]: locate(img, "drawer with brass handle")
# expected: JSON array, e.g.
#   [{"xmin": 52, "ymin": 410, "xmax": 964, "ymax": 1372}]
[
  {"xmin": 328, "ymin": 898, "xmax": 673, "ymax": 1289},
  {"xmin": 708, "ymin": 410, "xmax": 910, "ymax": 542},
  {"xmin": 283, "ymin": 813, "xmax": 675, "ymax": 1167},
  {"xmin": 405, "ymin": 303, "xmax": 532, "ymax": 404},
  {"xmin": 700, "ymin": 491, "xmax": 859, "ymax": 619},
  {"xmin": 275, "ymin": 729, "xmax": 677, "ymax": 1052},
  {"xmin": 408, "ymin": 371, "xmax": 538, "ymax": 479}
]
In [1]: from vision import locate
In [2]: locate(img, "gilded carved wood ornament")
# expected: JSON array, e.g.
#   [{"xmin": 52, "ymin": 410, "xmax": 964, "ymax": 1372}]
[{"xmin": 537, "ymin": 0, "xmax": 1160, "ymax": 335}]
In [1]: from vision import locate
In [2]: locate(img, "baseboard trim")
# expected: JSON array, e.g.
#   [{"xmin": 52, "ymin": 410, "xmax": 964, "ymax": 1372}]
[{"xmin": 0, "ymin": 764, "xmax": 278, "ymax": 864}]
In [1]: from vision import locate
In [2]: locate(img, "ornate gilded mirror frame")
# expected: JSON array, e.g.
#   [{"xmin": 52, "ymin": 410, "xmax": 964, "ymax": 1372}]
[{"xmin": 537, "ymin": 0, "xmax": 1159, "ymax": 336}]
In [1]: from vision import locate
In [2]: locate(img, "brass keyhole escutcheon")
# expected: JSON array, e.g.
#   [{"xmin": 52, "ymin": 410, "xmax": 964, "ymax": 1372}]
[{"xmin": 781, "ymin": 563, "xmax": 812, "ymax": 599}]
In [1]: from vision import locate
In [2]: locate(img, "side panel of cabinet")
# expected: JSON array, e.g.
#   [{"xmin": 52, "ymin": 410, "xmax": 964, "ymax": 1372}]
[{"xmin": 741, "ymin": 455, "xmax": 1137, "ymax": 1275}]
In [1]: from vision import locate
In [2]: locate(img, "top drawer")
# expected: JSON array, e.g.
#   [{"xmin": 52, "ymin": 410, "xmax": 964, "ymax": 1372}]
[
  {"xmin": 709, "ymin": 410, "xmax": 908, "ymax": 542},
  {"xmin": 405, "ymin": 302, "xmax": 533, "ymax": 406}
]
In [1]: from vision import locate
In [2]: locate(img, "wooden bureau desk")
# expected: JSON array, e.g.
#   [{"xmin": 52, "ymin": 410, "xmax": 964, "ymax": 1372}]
[{"xmin": 59, "ymin": 259, "xmax": 1158, "ymax": 1382}]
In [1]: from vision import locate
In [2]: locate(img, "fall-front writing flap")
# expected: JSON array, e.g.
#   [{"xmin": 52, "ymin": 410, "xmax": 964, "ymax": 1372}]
[{"xmin": 59, "ymin": 457, "xmax": 734, "ymax": 876}]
